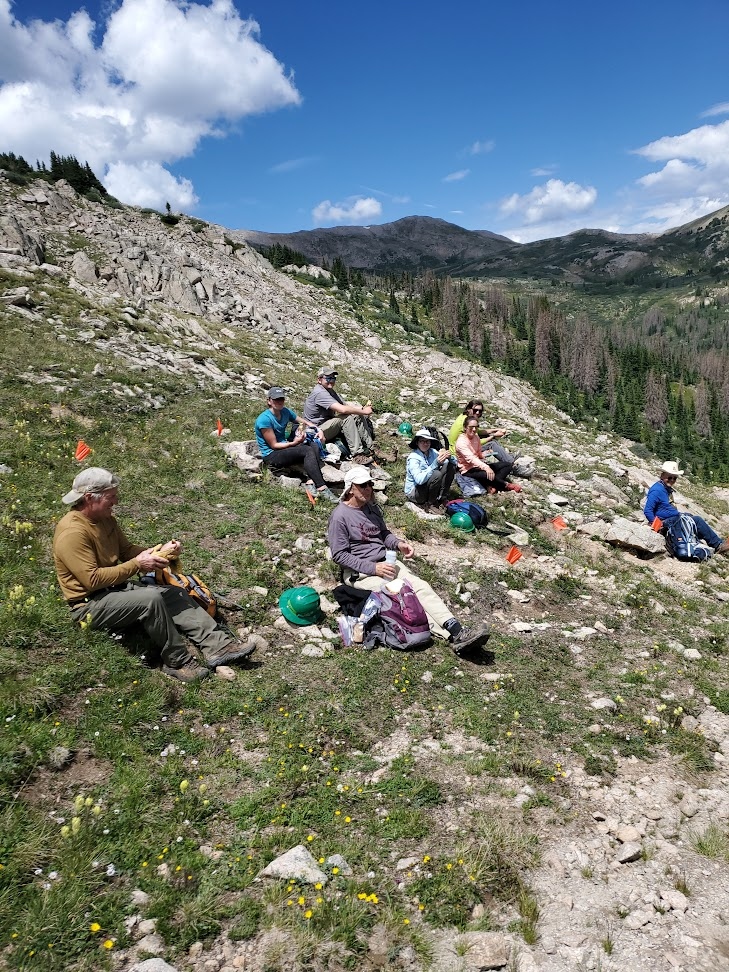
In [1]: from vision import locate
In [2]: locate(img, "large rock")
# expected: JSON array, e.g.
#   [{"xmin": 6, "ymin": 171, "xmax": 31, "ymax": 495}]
[
  {"xmin": 0, "ymin": 213, "xmax": 45, "ymax": 263},
  {"xmin": 259, "ymin": 844, "xmax": 328, "ymax": 885},
  {"xmin": 128, "ymin": 961, "xmax": 179, "ymax": 972},
  {"xmin": 604, "ymin": 516, "xmax": 665, "ymax": 556},
  {"xmin": 72, "ymin": 250, "xmax": 98, "ymax": 285},
  {"xmin": 223, "ymin": 440, "xmax": 263, "ymax": 473},
  {"xmin": 456, "ymin": 932, "xmax": 509, "ymax": 970}
]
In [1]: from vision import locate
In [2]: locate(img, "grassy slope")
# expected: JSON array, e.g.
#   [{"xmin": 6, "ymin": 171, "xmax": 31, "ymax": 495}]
[{"xmin": 1, "ymin": 262, "xmax": 728, "ymax": 971}]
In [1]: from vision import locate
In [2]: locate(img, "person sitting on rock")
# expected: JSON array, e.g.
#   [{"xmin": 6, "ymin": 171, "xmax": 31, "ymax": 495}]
[
  {"xmin": 643, "ymin": 460, "xmax": 729, "ymax": 554},
  {"xmin": 404, "ymin": 428, "xmax": 456, "ymax": 512},
  {"xmin": 455, "ymin": 416, "xmax": 520, "ymax": 493},
  {"xmin": 254, "ymin": 387, "xmax": 337, "ymax": 503},
  {"xmin": 53, "ymin": 468, "xmax": 259, "ymax": 683},
  {"xmin": 448, "ymin": 399, "xmax": 514, "ymax": 462},
  {"xmin": 302, "ymin": 365, "xmax": 378, "ymax": 464},
  {"xmin": 327, "ymin": 466, "xmax": 490, "ymax": 656}
]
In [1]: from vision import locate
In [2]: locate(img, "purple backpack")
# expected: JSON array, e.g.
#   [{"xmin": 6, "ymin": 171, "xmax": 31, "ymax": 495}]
[{"xmin": 366, "ymin": 579, "xmax": 432, "ymax": 651}]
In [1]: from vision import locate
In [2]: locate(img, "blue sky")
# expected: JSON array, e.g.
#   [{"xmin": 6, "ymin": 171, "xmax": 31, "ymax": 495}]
[{"xmin": 2, "ymin": 0, "xmax": 729, "ymax": 241}]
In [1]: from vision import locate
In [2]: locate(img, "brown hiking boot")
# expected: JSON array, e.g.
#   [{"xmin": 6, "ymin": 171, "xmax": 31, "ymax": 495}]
[
  {"xmin": 205, "ymin": 639, "xmax": 257, "ymax": 668},
  {"xmin": 351, "ymin": 453, "xmax": 374, "ymax": 465},
  {"xmin": 717, "ymin": 540, "xmax": 729, "ymax": 555},
  {"xmin": 373, "ymin": 446, "xmax": 398, "ymax": 463},
  {"xmin": 162, "ymin": 658, "xmax": 210, "ymax": 683}
]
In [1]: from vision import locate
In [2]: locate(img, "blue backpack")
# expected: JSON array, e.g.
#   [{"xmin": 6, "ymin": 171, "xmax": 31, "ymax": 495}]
[
  {"xmin": 445, "ymin": 499, "xmax": 488, "ymax": 528},
  {"xmin": 664, "ymin": 514, "xmax": 714, "ymax": 562}
]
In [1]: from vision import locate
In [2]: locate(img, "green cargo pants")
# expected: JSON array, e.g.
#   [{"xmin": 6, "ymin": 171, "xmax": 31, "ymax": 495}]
[{"xmin": 70, "ymin": 582, "xmax": 233, "ymax": 669}]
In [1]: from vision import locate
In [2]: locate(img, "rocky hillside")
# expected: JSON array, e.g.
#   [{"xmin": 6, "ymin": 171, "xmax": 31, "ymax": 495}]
[
  {"xmin": 235, "ymin": 207, "xmax": 729, "ymax": 285},
  {"xmin": 1, "ymin": 176, "xmax": 729, "ymax": 972}
]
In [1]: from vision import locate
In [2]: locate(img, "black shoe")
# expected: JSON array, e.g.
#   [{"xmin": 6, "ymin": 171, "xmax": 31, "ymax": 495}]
[
  {"xmin": 451, "ymin": 624, "xmax": 491, "ymax": 656},
  {"xmin": 205, "ymin": 639, "xmax": 256, "ymax": 668},
  {"xmin": 162, "ymin": 659, "xmax": 211, "ymax": 683}
]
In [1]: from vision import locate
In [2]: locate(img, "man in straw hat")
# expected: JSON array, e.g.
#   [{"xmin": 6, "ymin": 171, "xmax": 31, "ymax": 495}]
[
  {"xmin": 53, "ymin": 468, "xmax": 259, "ymax": 682},
  {"xmin": 643, "ymin": 460, "xmax": 729, "ymax": 554},
  {"xmin": 327, "ymin": 466, "xmax": 490, "ymax": 655}
]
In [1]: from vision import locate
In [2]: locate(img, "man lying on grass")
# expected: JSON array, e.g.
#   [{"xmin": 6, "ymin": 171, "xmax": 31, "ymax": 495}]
[
  {"xmin": 327, "ymin": 465, "xmax": 490, "ymax": 656},
  {"xmin": 53, "ymin": 468, "xmax": 258, "ymax": 683}
]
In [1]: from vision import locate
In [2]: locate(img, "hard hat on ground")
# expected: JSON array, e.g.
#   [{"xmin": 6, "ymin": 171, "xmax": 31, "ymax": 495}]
[
  {"xmin": 279, "ymin": 587, "xmax": 325, "ymax": 626},
  {"xmin": 449, "ymin": 511, "xmax": 475, "ymax": 533}
]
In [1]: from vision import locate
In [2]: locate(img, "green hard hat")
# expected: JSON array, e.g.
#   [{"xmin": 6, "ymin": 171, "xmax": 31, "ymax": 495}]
[
  {"xmin": 279, "ymin": 586, "xmax": 324, "ymax": 626},
  {"xmin": 398, "ymin": 421, "xmax": 413, "ymax": 436},
  {"xmin": 450, "ymin": 511, "xmax": 475, "ymax": 533}
]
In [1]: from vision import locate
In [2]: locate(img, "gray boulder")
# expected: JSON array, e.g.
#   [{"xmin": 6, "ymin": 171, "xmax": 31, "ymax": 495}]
[
  {"xmin": 259, "ymin": 844, "xmax": 328, "ymax": 885},
  {"xmin": 604, "ymin": 517, "xmax": 665, "ymax": 556}
]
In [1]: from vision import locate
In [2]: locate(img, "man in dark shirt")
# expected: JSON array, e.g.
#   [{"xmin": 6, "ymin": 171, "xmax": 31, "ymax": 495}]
[
  {"xmin": 327, "ymin": 466, "xmax": 490, "ymax": 655},
  {"xmin": 303, "ymin": 365, "xmax": 376, "ymax": 463}
]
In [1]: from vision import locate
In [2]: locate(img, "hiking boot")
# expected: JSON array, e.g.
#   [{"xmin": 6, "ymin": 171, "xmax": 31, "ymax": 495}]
[
  {"xmin": 505, "ymin": 482, "xmax": 523, "ymax": 493},
  {"xmin": 317, "ymin": 486, "xmax": 339, "ymax": 502},
  {"xmin": 162, "ymin": 658, "xmax": 210, "ymax": 683},
  {"xmin": 717, "ymin": 540, "xmax": 729, "ymax": 555},
  {"xmin": 351, "ymin": 453, "xmax": 374, "ymax": 465},
  {"xmin": 373, "ymin": 446, "xmax": 398, "ymax": 463},
  {"xmin": 302, "ymin": 482, "xmax": 318, "ymax": 502},
  {"xmin": 450, "ymin": 624, "xmax": 491, "ymax": 657},
  {"xmin": 205, "ymin": 639, "xmax": 257, "ymax": 668}
]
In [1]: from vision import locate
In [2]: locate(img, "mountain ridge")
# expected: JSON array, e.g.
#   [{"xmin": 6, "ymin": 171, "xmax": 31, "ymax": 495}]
[{"xmin": 234, "ymin": 208, "xmax": 729, "ymax": 283}]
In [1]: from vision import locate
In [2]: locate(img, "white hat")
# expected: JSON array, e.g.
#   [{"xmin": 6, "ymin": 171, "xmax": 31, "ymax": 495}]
[
  {"xmin": 660, "ymin": 460, "xmax": 684, "ymax": 477},
  {"xmin": 62, "ymin": 467, "xmax": 119, "ymax": 505},
  {"xmin": 409, "ymin": 428, "xmax": 440, "ymax": 449},
  {"xmin": 341, "ymin": 465, "xmax": 373, "ymax": 498}
]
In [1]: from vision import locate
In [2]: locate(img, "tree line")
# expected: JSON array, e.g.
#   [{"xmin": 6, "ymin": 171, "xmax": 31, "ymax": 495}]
[{"xmin": 0, "ymin": 151, "xmax": 110, "ymax": 202}]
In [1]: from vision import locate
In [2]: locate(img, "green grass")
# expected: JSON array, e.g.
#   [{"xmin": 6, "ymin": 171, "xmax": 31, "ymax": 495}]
[{"xmin": 1, "ymin": 261, "xmax": 729, "ymax": 969}]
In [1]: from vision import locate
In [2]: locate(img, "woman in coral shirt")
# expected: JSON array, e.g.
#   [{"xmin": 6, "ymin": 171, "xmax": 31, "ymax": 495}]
[{"xmin": 455, "ymin": 417, "xmax": 520, "ymax": 493}]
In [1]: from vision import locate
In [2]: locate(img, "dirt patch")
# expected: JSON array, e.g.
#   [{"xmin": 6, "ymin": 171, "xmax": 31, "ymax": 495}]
[{"xmin": 21, "ymin": 748, "xmax": 112, "ymax": 806}]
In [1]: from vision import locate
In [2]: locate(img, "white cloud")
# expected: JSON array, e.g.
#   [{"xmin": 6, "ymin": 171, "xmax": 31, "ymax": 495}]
[
  {"xmin": 531, "ymin": 166, "xmax": 556, "ymax": 177},
  {"xmin": 630, "ymin": 119, "xmax": 729, "ymax": 227},
  {"xmin": 443, "ymin": 169, "xmax": 470, "ymax": 182},
  {"xmin": 499, "ymin": 178, "xmax": 597, "ymax": 225},
  {"xmin": 701, "ymin": 102, "xmax": 729, "ymax": 118},
  {"xmin": 105, "ymin": 161, "xmax": 198, "ymax": 210},
  {"xmin": 269, "ymin": 156, "xmax": 317, "ymax": 174},
  {"xmin": 0, "ymin": 0, "xmax": 300, "ymax": 209},
  {"xmin": 311, "ymin": 195, "xmax": 382, "ymax": 225},
  {"xmin": 469, "ymin": 139, "xmax": 494, "ymax": 155}
]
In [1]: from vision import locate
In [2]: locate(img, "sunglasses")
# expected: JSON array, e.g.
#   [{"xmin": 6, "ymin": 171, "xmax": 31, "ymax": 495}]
[{"xmin": 471, "ymin": 408, "xmax": 483, "ymax": 414}]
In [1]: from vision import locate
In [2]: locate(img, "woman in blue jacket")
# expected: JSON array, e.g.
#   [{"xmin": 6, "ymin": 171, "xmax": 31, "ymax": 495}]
[{"xmin": 404, "ymin": 428, "xmax": 456, "ymax": 511}]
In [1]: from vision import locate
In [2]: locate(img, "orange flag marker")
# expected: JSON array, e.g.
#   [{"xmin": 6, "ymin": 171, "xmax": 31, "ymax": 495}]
[
  {"xmin": 506, "ymin": 545, "xmax": 522, "ymax": 565},
  {"xmin": 305, "ymin": 489, "xmax": 317, "ymax": 507},
  {"xmin": 75, "ymin": 440, "xmax": 91, "ymax": 461},
  {"xmin": 216, "ymin": 418, "xmax": 223, "ymax": 436},
  {"xmin": 551, "ymin": 515, "xmax": 568, "ymax": 531},
  {"xmin": 651, "ymin": 516, "xmax": 663, "ymax": 532}
]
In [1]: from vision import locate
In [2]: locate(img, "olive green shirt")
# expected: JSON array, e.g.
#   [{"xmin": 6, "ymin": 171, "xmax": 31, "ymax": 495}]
[{"xmin": 53, "ymin": 510, "xmax": 144, "ymax": 602}]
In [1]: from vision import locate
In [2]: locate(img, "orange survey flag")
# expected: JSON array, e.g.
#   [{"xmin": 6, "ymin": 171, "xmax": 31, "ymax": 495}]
[
  {"xmin": 651, "ymin": 516, "xmax": 663, "ymax": 532},
  {"xmin": 551, "ymin": 515, "xmax": 568, "ymax": 530},
  {"xmin": 506, "ymin": 545, "xmax": 522, "ymax": 565},
  {"xmin": 216, "ymin": 418, "xmax": 223, "ymax": 436},
  {"xmin": 75, "ymin": 440, "xmax": 91, "ymax": 461}
]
